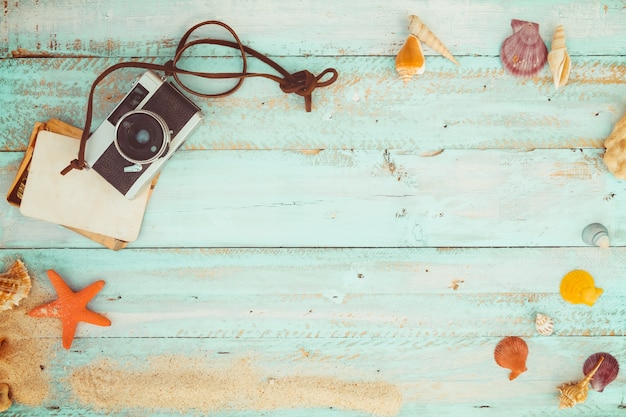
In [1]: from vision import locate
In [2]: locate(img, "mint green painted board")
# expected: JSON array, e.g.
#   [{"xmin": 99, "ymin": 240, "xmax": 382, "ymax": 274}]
[
  {"xmin": 3, "ymin": 248, "xmax": 624, "ymax": 339},
  {"xmin": 3, "ymin": 336, "xmax": 626, "ymax": 416},
  {"xmin": 0, "ymin": 56, "xmax": 624, "ymax": 151},
  {"xmin": 1, "ymin": 0, "xmax": 626, "ymax": 416},
  {"xmin": 2, "ymin": 148, "xmax": 624, "ymax": 248},
  {"xmin": 5, "ymin": 0, "xmax": 626, "ymax": 57}
]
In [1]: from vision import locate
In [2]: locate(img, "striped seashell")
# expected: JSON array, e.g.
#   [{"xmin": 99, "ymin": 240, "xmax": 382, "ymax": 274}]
[
  {"xmin": 535, "ymin": 313, "xmax": 554, "ymax": 336},
  {"xmin": 583, "ymin": 352, "xmax": 619, "ymax": 392},
  {"xmin": 494, "ymin": 336, "xmax": 528, "ymax": 380},
  {"xmin": 500, "ymin": 19, "xmax": 548, "ymax": 77},
  {"xmin": 395, "ymin": 34, "xmax": 426, "ymax": 83},
  {"xmin": 408, "ymin": 15, "xmax": 460, "ymax": 66},
  {"xmin": 548, "ymin": 25, "xmax": 571, "ymax": 90},
  {"xmin": 558, "ymin": 355, "xmax": 604, "ymax": 408},
  {"xmin": 0, "ymin": 260, "xmax": 32, "ymax": 312}
]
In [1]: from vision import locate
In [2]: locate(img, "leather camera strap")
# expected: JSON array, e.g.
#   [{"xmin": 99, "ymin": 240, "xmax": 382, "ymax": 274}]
[{"xmin": 61, "ymin": 20, "xmax": 338, "ymax": 175}]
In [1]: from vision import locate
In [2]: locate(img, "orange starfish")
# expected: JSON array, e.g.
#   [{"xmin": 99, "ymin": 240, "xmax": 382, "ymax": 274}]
[{"xmin": 28, "ymin": 270, "xmax": 111, "ymax": 349}]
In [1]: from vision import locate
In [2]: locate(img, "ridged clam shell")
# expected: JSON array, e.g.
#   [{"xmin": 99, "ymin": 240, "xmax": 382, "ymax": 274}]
[
  {"xmin": 603, "ymin": 112, "xmax": 626, "ymax": 181},
  {"xmin": 535, "ymin": 313, "xmax": 554, "ymax": 336},
  {"xmin": 0, "ymin": 260, "xmax": 32, "ymax": 312},
  {"xmin": 583, "ymin": 352, "xmax": 619, "ymax": 392},
  {"xmin": 395, "ymin": 34, "xmax": 426, "ymax": 83},
  {"xmin": 500, "ymin": 19, "xmax": 548, "ymax": 77},
  {"xmin": 408, "ymin": 15, "xmax": 459, "ymax": 66},
  {"xmin": 548, "ymin": 25, "xmax": 571, "ymax": 90},
  {"xmin": 559, "ymin": 269, "xmax": 603, "ymax": 307},
  {"xmin": 558, "ymin": 355, "xmax": 604, "ymax": 408},
  {"xmin": 494, "ymin": 336, "xmax": 528, "ymax": 380},
  {"xmin": 0, "ymin": 383, "xmax": 11, "ymax": 412}
]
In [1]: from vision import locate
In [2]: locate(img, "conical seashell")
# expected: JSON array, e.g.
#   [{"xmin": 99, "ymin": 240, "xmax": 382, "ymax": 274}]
[
  {"xmin": 535, "ymin": 313, "xmax": 554, "ymax": 336},
  {"xmin": 548, "ymin": 25, "xmax": 571, "ymax": 90},
  {"xmin": 0, "ymin": 260, "xmax": 32, "ymax": 312},
  {"xmin": 408, "ymin": 15, "xmax": 460, "ymax": 66},
  {"xmin": 500, "ymin": 19, "xmax": 548, "ymax": 77},
  {"xmin": 581, "ymin": 223, "xmax": 610, "ymax": 248},
  {"xmin": 0, "ymin": 383, "xmax": 11, "ymax": 412},
  {"xmin": 395, "ymin": 34, "xmax": 426, "ymax": 83},
  {"xmin": 603, "ymin": 112, "xmax": 626, "ymax": 181},
  {"xmin": 558, "ymin": 355, "xmax": 604, "ymax": 408},
  {"xmin": 494, "ymin": 336, "xmax": 528, "ymax": 380},
  {"xmin": 583, "ymin": 352, "xmax": 619, "ymax": 392},
  {"xmin": 560, "ymin": 269, "xmax": 603, "ymax": 307}
]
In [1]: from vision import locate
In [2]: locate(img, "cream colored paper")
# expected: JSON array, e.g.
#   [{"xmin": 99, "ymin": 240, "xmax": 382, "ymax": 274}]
[{"xmin": 20, "ymin": 131, "xmax": 150, "ymax": 242}]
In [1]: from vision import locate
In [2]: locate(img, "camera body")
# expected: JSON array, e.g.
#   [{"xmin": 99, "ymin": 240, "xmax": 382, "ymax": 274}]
[{"xmin": 85, "ymin": 70, "xmax": 203, "ymax": 199}]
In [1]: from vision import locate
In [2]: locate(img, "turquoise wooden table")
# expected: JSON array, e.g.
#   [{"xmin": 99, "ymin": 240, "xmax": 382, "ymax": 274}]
[{"xmin": 1, "ymin": 1, "xmax": 626, "ymax": 415}]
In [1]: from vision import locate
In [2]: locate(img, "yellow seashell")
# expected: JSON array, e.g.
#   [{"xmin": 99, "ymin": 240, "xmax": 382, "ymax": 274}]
[
  {"xmin": 395, "ymin": 34, "xmax": 426, "ymax": 84},
  {"xmin": 559, "ymin": 270, "xmax": 603, "ymax": 307},
  {"xmin": 0, "ymin": 260, "xmax": 32, "ymax": 312},
  {"xmin": 548, "ymin": 25, "xmax": 571, "ymax": 90},
  {"xmin": 408, "ymin": 15, "xmax": 460, "ymax": 66},
  {"xmin": 557, "ymin": 355, "xmax": 604, "ymax": 408}
]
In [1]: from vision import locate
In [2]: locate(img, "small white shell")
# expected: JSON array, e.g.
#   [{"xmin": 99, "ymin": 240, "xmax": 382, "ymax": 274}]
[
  {"xmin": 547, "ymin": 25, "xmax": 571, "ymax": 90},
  {"xmin": 535, "ymin": 313, "xmax": 554, "ymax": 336},
  {"xmin": 0, "ymin": 260, "xmax": 32, "ymax": 312}
]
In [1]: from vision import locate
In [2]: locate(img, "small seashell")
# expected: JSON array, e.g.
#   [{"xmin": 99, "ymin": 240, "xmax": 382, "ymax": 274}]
[
  {"xmin": 0, "ymin": 383, "xmax": 11, "ymax": 412},
  {"xmin": 583, "ymin": 352, "xmax": 619, "ymax": 392},
  {"xmin": 408, "ymin": 15, "xmax": 459, "ymax": 66},
  {"xmin": 581, "ymin": 223, "xmax": 609, "ymax": 248},
  {"xmin": 494, "ymin": 336, "xmax": 528, "ymax": 380},
  {"xmin": 559, "ymin": 269, "xmax": 603, "ymax": 307},
  {"xmin": 0, "ymin": 260, "xmax": 32, "ymax": 312},
  {"xmin": 558, "ymin": 355, "xmax": 604, "ymax": 408},
  {"xmin": 395, "ymin": 34, "xmax": 426, "ymax": 83},
  {"xmin": 535, "ymin": 313, "xmax": 554, "ymax": 336},
  {"xmin": 500, "ymin": 19, "xmax": 548, "ymax": 77},
  {"xmin": 548, "ymin": 25, "xmax": 571, "ymax": 90},
  {"xmin": 603, "ymin": 112, "xmax": 626, "ymax": 181}
]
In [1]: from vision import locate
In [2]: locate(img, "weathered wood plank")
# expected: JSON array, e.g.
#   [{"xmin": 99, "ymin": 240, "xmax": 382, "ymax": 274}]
[
  {"xmin": 5, "ymin": 0, "xmax": 626, "ymax": 57},
  {"xmin": 2, "ymin": 248, "xmax": 624, "ymax": 339},
  {"xmin": 0, "ymin": 4, "xmax": 7, "ymax": 56},
  {"xmin": 1, "ymin": 56, "xmax": 625, "ymax": 151},
  {"xmin": 2, "ymin": 2, "xmax": 626, "ymax": 417},
  {"xmin": 2, "ymin": 148, "xmax": 623, "ymax": 248},
  {"xmin": 3, "ymin": 337, "xmax": 626, "ymax": 416}
]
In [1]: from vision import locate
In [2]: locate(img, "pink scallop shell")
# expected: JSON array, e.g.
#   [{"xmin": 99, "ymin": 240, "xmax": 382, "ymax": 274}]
[
  {"xmin": 583, "ymin": 352, "xmax": 619, "ymax": 392},
  {"xmin": 500, "ymin": 19, "xmax": 548, "ymax": 77}
]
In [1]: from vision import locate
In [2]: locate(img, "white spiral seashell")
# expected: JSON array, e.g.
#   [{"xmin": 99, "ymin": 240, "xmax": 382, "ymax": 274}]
[
  {"xmin": 547, "ymin": 25, "xmax": 571, "ymax": 90},
  {"xmin": 535, "ymin": 313, "xmax": 554, "ymax": 336},
  {"xmin": 408, "ymin": 15, "xmax": 459, "ymax": 66}
]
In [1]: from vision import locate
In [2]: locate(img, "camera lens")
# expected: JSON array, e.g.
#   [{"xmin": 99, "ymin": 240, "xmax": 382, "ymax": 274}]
[{"xmin": 114, "ymin": 110, "xmax": 170, "ymax": 164}]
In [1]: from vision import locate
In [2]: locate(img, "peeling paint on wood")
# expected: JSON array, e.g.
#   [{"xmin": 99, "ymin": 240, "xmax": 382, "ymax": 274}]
[{"xmin": 1, "ymin": 1, "xmax": 626, "ymax": 416}]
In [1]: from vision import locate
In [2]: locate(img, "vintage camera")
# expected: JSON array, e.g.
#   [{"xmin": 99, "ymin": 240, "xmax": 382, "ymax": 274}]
[{"xmin": 85, "ymin": 70, "xmax": 203, "ymax": 199}]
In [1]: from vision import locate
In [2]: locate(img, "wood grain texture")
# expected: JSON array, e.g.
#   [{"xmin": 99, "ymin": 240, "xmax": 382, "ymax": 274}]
[
  {"xmin": 2, "ymin": 248, "xmax": 626, "ymax": 416},
  {"xmin": 5, "ymin": 0, "xmax": 626, "ymax": 57},
  {"xmin": 2, "ymin": 148, "xmax": 624, "ymax": 248},
  {"xmin": 0, "ymin": 56, "xmax": 625, "ymax": 151},
  {"xmin": 1, "ymin": 0, "xmax": 626, "ymax": 415},
  {"xmin": 3, "ymin": 248, "xmax": 625, "ymax": 339},
  {"xmin": 4, "ymin": 337, "xmax": 626, "ymax": 417}
]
